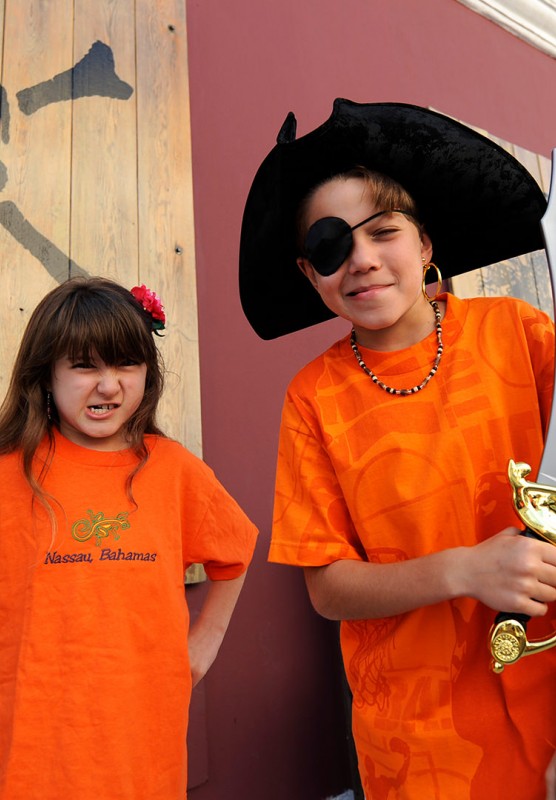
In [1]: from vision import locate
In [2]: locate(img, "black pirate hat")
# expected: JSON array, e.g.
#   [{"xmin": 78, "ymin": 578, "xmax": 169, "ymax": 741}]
[{"xmin": 239, "ymin": 99, "xmax": 546, "ymax": 339}]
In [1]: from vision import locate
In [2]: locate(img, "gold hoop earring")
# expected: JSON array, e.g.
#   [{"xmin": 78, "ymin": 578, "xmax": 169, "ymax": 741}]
[{"xmin": 422, "ymin": 262, "xmax": 442, "ymax": 302}]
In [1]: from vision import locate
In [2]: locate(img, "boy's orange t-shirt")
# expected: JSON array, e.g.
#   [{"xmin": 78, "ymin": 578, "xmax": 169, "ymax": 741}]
[
  {"xmin": 270, "ymin": 294, "xmax": 556, "ymax": 799},
  {"xmin": 0, "ymin": 431, "xmax": 257, "ymax": 800}
]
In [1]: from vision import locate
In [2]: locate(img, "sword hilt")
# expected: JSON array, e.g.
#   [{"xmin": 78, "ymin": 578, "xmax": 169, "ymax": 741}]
[{"xmin": 490, "ymin": 527, "xmax": 554, "ymax": 672}]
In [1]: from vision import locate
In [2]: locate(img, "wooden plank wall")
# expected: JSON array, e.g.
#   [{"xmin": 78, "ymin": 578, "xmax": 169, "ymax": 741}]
[{"xmin": 0, "ymin": 0, "xmax": 202, "ymax": 459}]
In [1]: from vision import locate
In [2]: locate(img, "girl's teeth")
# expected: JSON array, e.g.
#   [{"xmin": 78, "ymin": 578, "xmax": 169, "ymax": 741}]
[{"xmin": 90, "ymin": 405, "xmax": 115, "ymax": 414}]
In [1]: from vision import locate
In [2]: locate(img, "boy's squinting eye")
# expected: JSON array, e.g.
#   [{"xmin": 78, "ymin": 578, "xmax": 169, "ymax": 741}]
[
  {"xmin": 304, "ymin": 209, "xmax": 416, "ymax": 276},
  {"xmin": 372, "ymin": 226, "xmax": 399, "ymax": 238}
]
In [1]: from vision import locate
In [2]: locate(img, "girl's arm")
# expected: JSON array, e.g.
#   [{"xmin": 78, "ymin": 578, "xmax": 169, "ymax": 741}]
[
  {"xmin": 188, "ymin": 573, "xmax": 246, "ymax": 686},
  {"xmin": 304, "ymin": 526, "xmax": 556, "ymax": 621}
]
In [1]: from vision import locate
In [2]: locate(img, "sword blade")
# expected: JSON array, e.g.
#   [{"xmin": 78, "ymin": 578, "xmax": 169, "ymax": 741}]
[{"xmin": 537, "ymin": 148, "xmax": 556, "ymax": 485}]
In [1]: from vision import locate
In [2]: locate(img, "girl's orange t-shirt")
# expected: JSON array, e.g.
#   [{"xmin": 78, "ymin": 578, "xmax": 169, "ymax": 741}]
[
  {"xmin": 0, "ymin": 431, "xmax": 257, "ymax": 800},
  {"xmin": 270, "ymin": 293, "xmax": 556, "ymax": 799}
]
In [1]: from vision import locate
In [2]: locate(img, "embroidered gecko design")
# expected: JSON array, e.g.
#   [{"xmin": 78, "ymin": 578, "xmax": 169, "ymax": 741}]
[{"xmin": 72, "ymin": 509, "xmax": 131, "ymax": 546}]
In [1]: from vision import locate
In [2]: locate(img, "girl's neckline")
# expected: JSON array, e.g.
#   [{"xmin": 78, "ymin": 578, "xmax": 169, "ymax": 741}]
[{"xmin": 43, "ymin": 427, "xmax": 150, "ymax": 466}]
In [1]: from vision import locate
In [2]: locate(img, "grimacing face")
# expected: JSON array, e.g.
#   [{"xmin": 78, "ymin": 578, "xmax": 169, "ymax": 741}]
[{"xmin": 50, "ymin": 352, "xmax": 147, "ymax": 452}]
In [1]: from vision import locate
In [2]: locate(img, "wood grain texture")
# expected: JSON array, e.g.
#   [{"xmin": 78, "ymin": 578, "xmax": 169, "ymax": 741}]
[
  {"xmin": 0, "ymin": 0, "xmax": 73, "ymax": 397},
  {"xmin": 0, "ymin": 0, "xmax": 202, "ymax": 454},
  {"xmin": 71, "ymin": 0, "xmax": 138, "ymax": 283},
  {"xmin": 136, "ymin": 0, "xmax": 202, "ymax": 457}
]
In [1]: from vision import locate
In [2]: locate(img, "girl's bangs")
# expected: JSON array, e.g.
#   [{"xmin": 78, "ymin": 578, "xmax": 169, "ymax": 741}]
[{"xmin": 52, "ymin": 300, "xmax": 152, "ymax": 365}]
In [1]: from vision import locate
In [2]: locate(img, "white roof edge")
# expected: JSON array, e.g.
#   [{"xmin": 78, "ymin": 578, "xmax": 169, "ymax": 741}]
[{"xmin": 455, "ymin": 0, "xmax": 556, "ymax": 58}]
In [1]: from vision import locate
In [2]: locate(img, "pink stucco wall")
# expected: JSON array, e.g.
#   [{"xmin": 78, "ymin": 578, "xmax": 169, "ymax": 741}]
[{"xmin": 185, "ymin": 1, "xmax": 556, "ymax": 796}]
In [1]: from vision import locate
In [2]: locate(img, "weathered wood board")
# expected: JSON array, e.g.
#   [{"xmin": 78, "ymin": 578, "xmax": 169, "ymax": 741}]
[{"xmin": 0, "ymin": 0, "xmax": 202, "ymax": 459}]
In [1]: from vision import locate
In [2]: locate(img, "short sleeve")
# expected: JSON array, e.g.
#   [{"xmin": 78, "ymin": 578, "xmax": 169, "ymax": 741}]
[
  {"xmin": 183, "ymin": 464, "xmax": 258, "ymax": 580},
  {"xmin": 270, "ymin": 385, "xmax": 366, "ymax": 567}
]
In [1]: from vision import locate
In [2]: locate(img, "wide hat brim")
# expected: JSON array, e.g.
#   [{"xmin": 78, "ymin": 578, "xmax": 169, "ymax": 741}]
[{"xmin": 239, "ymin": 99, "xmax": 547, "ymax": 339}]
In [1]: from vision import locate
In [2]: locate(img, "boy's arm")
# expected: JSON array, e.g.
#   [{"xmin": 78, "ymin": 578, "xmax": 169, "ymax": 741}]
[
  {"xmin": 188, "ymin": 573, "xmax": 246, "ymax": 686},
  {"xmin": 304, "ymin": 526, "xmax": 556, "ymax": 621}
]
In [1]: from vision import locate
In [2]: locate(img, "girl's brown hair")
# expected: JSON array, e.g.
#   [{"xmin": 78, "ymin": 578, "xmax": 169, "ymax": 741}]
[{"xmin": 0, "ymin": 277, "xmax": 165, "ymax": 511}]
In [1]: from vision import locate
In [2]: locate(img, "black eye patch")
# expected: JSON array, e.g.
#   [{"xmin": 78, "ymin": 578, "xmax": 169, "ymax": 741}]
[
  {"xmin": 304, "ymin": 217, "xmax": 353, "ymax": 276},
  {"xmin": 304, "ymin": 209, "xmax": 414, "ymax": 276}
]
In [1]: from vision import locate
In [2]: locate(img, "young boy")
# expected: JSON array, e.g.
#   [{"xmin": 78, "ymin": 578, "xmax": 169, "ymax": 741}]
[{"xmin": 240, "ymin": 100, "xmax": 556, "ymax": 798}]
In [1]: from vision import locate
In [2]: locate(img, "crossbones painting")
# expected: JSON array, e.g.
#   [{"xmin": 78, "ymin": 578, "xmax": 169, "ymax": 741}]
[
  {"xmin": 0, "ymin": 40, "xmax": 132, "ymax": 282},
  {"xmin": 0, "ymin": 23, "xmax": 203, "ymax": 471}
]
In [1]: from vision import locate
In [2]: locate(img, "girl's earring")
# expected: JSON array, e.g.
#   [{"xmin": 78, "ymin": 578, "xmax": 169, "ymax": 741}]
[
  {"xmin": 46, "ymin": 391, "xmax": 53, "ymax": 423},
  {"xmin": 422, "ymin": 262, "xmax": 443, "ymax": 302}
]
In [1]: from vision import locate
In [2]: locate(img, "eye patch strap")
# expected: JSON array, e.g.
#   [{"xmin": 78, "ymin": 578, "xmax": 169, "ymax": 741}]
[{"xmin": 351, "ymin": 208, "xmax": 416, "ymax": 232}]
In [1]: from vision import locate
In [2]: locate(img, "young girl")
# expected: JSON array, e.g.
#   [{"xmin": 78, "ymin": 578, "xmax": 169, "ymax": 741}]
[
  {"xmin": 0, "ymin": 277, "xmax": 257, "ymax": 800},
  {"xmin": 239, "ymin": 100, "xmax": 556, "ymax": 798}
]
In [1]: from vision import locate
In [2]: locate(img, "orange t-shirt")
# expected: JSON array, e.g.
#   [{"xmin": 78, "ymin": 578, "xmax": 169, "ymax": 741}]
[
  {"xmin": 0, "ymin": 431, "xmax": 257, "ymax": 800},
  {"xmin": 270, "ymin": 294, "xmax": 556, "ymax": 799}
]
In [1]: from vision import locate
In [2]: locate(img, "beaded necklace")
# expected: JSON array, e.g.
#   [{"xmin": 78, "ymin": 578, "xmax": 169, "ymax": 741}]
[{"xmin": 349, "ymin": 301, "xmax": 443, "ymax": 396}]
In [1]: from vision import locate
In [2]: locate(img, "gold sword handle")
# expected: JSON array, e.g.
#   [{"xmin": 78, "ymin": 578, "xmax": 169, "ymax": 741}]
[
  {"xmin": 490, "ymin": 460, "xmax": 556, "ymax": 673},
  {"xmin": 490, "ymin": 616, "xmax": 556, "ymax": 674},
  {"xmin": 489, "ymin": 528, "xmax": 545, "ymax": 673}
]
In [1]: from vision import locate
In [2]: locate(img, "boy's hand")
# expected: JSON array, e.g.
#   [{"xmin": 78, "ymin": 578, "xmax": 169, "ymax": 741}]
[{"xmin": 460, "ymin": 527, "xmax": 556, "ymax": 616}]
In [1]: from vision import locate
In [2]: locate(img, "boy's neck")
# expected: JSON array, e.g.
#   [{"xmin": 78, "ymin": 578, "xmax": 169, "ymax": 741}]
[{"xmin": 353, "ymin": 298, "xmax": 446, "ymax": 352}]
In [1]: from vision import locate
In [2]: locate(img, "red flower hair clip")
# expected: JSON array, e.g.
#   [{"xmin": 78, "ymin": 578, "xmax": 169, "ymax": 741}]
[{"xmin": 130, "ymin": 284, "xmax": 166, "ymax": 335}]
